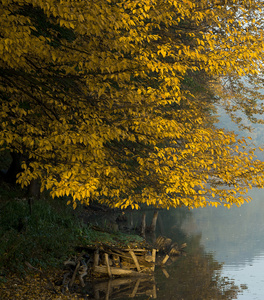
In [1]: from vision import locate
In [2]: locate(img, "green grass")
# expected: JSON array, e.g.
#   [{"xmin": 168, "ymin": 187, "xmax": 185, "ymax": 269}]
[
  {"xmin": 79, "ymin": 226, "xmax": 143, "ymax": 247},
  {"xmin": 0, "ymin": 184, "xmax": 143, "ymax": 276},
  {"xmin": 0, "ymin": 197, "xmax": 79, "ymax": 274}
]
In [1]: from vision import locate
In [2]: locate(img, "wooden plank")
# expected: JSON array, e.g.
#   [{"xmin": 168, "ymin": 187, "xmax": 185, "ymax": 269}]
[
  {"xmin": 105, "ymin": 253, "xmax": 112, "ymax": 278},
  {"xmin": 152, "ymin": 249, "xmax": 156, "ymax": 263},
  {"xmin": 94, "ymin": 266, "xmax": 150, "ymax": 277},
  {"xmin": 101, "ymin": 248, "xmax": 134, "ymax": 262},
  {"xmin": 129, "ymin": 278, "xmax": 141, "ymax": 298},
  {"xmin": 161, "ymin": 254, "xmax": 169, "ymax": 266},
  {"xmin": 151, "ymin": 249, "xmax": 156, "ymax": 271},
  {"xmin": 161, "ymin": 268, "xmax": 170, "ymax": 278},
  {"xmin": 123, "ymin": 249, "xmax": 149, "ymax": 252},
  {"xmin": 129, "ymin": 250, "xmax": 141, "ymax": 272}
]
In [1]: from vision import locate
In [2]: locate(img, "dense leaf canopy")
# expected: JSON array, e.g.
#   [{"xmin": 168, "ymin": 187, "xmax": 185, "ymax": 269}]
[{"xmin": 1, "ymin": 0, "xmax": 264, "ymax": 209}]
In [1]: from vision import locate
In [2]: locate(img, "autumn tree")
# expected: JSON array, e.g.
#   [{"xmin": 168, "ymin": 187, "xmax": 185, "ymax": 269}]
[
  {"xmin": 207, "ymin": 0, "xmax": 264, "ymax": 129},
  {"xmin": 1, "ymin": 0, "xmax": 264, "ymax": 209}
]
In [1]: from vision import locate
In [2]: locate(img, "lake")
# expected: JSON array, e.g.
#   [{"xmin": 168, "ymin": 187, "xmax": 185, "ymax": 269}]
[
  {"xmin": 87, "ymin": 188, "xmax": 264, "ymax": 299},
  {"xmin": 154, "ymin": 187, "xmax": 264, "ymax": 299},
  {"xmin": 180, "ymin": 187, "xmax": 264, "ymax": 299}
]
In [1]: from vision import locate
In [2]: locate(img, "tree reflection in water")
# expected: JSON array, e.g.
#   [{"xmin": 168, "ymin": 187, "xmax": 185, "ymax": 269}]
[
  {"xmin": 80, "ymin": 231, "xmax": 243, "ymax": 299},
  {"xmin": 155, "ymin": 233, "xmax": 243, "ymax": 300}
]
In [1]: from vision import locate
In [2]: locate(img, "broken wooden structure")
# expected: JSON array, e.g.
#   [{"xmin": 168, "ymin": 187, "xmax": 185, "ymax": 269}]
[
  {"xmin": 154, "ymin": 235, "xmax": 187, "ymax": 266},
  {"xmin": 62, "ymin": 236, "xmax": 186, "ymax": 294},
  {"xmin": 93, "ymin": 244, "xmax": 156, "ymax": 277}
]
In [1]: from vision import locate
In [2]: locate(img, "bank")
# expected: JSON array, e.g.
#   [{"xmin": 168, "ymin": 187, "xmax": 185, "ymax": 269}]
[{"xmin": 0, "ymin": 182, "xmax": 155, "ymax": 299}]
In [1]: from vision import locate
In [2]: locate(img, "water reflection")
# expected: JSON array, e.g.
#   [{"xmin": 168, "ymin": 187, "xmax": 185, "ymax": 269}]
[
  {"xmin": 81, "ymin": 207, "xmax": 244, "ymax": 299},
  {"xmin": 81, "ymin": 238, "xmax": 241, "ymax": 299},
  {"xmin": 177, "ymin": 188, "xmax": 264, "ymax": 299},
  {"xmin": 82, "ymin": 276, "xmax": 156, "ymax": 299},
  {"xmin": 154, "ymin": 234, "xmax": 242, "ymax": 300}
]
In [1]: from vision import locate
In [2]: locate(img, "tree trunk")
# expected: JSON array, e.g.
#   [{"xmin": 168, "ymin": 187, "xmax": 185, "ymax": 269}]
[
  {"xmin": 27, "ymin": 179, "xmax": 41, "ymax": 198},
  {"xmin": 140, "ymin": 213, "xmax": 146, "ymax": 238},
  {"xmin": 149, "ymin": 211, "xmax": 159, "ymax": 232},
  {"xmin": 27, "ymin": 179, "xmax": 41, "ymax": 214},
  {"xmin": 2, "ymin": 151, "xmax": 22, "ymax": 184}
]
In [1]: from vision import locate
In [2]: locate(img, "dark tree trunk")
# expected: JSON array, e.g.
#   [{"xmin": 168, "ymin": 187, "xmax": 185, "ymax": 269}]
[
  {"xmin": 149, "ymin": 211, "xmax": 159, "ymax": 232},
  {"xmin": 1, "ymin": 151, "xmax": 41, "ymax": 214},
  {"xmin": 27, "ymin": 179, "xmax": 41, "ymax": 198},
  {"xmin": 140, "ymin": 212, "xmax": 146, "ymax": 238},
  {"xmin": 27, "ymin": 179, "xmax": 41, "ymax": 214},
  {"xmin": 2, "ymin": 152, "xmax": 22, "ymax": 184}
]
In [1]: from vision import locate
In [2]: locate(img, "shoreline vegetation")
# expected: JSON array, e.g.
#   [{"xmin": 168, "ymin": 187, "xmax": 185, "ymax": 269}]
[{"xmin": 0, "ymin": 183, "xmax": 185, "ymax": 299}]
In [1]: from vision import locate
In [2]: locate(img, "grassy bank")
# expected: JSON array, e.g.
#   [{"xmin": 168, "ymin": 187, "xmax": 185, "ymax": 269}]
[{"xmin": 0, "ymin": 183, "xmax": 143, "ymax": 280}]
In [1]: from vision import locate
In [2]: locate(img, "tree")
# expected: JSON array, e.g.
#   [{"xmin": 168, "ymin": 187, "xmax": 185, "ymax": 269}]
[
  {"xmin": 208, "ymin": 0, "xmax": 264, "ymax": 129},
  {"xmin": 1, "ymin": 0, "xmax": 264, "ymax": 209},
  {"xmin": 214, "ymin": 74, "xmax": 264, "ymax": 130}
]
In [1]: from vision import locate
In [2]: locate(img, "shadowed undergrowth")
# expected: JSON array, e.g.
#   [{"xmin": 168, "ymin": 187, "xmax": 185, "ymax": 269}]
[{"xmin": 0, "ymin": 183, "xmax": 142, "ymax": 279}]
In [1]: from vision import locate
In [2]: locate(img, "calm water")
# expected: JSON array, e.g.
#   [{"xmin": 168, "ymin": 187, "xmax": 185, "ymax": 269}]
[
  {"xmin": 154, "ymin": 187, "xmax": 264, "ymax": 300},
  {"xmin": 85, "ymin": 188, "xmax": 264, "ymax": 299},
  {"xmin": 179, "ymin": 188, "xmax": 264, "ymax": 300}
]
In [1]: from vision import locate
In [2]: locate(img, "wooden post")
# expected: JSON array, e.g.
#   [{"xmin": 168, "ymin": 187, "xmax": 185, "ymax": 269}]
[{"xmin": 93, "ymin": 249, "xmax": 100, "ymax": 271}]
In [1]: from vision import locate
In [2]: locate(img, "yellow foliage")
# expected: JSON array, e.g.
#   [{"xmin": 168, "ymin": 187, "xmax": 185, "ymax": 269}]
[{"xmin": 1, "ymin": 0, "xmax": 264, "ymax": 209}]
